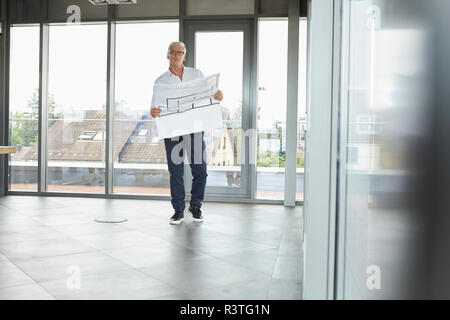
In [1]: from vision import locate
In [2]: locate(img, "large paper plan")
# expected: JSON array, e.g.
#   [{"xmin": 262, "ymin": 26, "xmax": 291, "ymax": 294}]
[{"xmin": 153, "ymin": 73, "xmax": 223, "ymax": 139}]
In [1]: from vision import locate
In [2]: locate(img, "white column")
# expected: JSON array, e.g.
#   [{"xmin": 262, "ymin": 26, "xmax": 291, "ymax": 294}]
[{"xmin": 303, "ymin": 0, "xmax": 341, "ymax": 299}]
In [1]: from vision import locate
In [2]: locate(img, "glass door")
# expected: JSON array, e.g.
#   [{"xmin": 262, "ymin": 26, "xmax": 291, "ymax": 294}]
[{"xmin": 185, "ymin": 21, "xmax": 253, "ymax": 198}]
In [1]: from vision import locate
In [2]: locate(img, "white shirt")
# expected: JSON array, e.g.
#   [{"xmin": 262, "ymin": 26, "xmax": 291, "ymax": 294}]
[{"xmin": 151, "ymin": 66, "xmax": 205, "ymax": 108}]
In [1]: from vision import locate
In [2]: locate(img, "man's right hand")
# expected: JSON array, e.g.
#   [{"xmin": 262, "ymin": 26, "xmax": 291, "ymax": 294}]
[{"xmin": 151, "ymin": 107, "xmax": 162, "ymax": 118}]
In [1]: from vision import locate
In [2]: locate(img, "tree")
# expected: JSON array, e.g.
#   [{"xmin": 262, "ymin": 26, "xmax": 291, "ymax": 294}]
[{"xmin": 10, "ymin": 89, "xmax": 62, "ymax": 147}]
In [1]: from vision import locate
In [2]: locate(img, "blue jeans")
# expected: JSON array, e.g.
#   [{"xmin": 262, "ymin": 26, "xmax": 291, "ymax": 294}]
[{"xmin": 164, "ymin": 131, "xmax": 208, "ymax": 212}]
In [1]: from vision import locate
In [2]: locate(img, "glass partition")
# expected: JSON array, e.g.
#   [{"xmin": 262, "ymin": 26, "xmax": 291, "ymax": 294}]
[{"xmin": 117, "ymin": 0, "xmax": 179, "ymax": 17}]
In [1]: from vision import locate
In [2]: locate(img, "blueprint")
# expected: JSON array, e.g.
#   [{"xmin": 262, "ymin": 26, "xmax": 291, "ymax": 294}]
[{"xmin": 152, "ymin": 73, "xmax": 223, "ymax": 139}]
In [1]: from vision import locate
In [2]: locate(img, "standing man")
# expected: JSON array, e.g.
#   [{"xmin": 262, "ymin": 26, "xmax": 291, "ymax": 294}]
[{"xmin": 150, "ymin": 41, "xmax": 223, "ymax": 225}]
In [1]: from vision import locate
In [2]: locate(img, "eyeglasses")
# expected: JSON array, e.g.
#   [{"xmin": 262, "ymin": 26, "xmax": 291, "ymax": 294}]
[{"xmin": 169, "ymin": 50, "xmax": 185, "ymax": 56}]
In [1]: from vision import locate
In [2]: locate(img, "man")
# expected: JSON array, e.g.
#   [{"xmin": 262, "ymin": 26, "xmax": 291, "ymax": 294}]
[{"xmin": 150, "ymin": 41, "xmax": 223, "ymax": 225}]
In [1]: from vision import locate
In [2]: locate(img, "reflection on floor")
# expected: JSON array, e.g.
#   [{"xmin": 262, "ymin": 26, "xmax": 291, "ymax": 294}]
[{"xmin": 0, "ymin": 196, "xmax": 303, "ymax": 300}]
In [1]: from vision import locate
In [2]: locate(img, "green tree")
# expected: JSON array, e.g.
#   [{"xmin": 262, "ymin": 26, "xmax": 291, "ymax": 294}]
[
  {"xmin": 257, "ymin": 147, "xmax": 305, "ymax": 168},
  {"xmin": 10, "ymin": 89, "xmax": 62, "ymax": 147}
]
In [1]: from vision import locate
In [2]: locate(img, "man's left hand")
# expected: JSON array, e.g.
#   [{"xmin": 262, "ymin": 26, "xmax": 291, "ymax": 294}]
[{"xmin": 214, "ymin": 90, "xmax": 223, "ymax": 101}]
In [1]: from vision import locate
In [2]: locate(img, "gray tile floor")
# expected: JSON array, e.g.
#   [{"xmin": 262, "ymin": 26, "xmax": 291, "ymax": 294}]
[{"xmin": 0, "ymin": 196, "xmax": 303, "ymax": 300}]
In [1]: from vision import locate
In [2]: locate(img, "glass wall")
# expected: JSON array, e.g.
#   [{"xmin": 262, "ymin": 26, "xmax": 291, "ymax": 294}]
[
  {"xmin": 8, "ymin": 26, "xmax": 40, "ymax": 191},
  {"xmin": 296, "ymin": 19, "xmax": 308, "ymax": 201},
  {"xmin": 48, "ymin": 0, "xmax": 108, "ymax": 21},
  {"xmin": 257, "ymin": 19, "xmax": 288, "ymax": 200},
  {"xmin": 113, "ymin": 21, "xmax": 179, "ymax": 195},
  {"xmin": 6, "ymin": 13, "xmax": 303, "ymax": 204},
  {"xmin": 117, "ymin": 0, "xmax": 179, "ymax": 18},
  {"xmin": 46, "ymin": 24, "xmax": 108, "ymax": 193},
  {"xmin": 194, "ymin": 31, "xmax": 244, "ymax": 189}
]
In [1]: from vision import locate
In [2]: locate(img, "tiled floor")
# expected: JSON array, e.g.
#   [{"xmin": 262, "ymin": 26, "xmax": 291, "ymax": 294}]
[{"xmin": 0, "ymin": 196, "xmax": 303, "ymax": 300}]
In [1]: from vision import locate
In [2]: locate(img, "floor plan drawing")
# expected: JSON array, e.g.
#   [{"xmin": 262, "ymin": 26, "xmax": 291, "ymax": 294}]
[
  {"xmin": 162, "ymin": 86, "xmax": 219, "ymax": 117},
  {"xmin": 152, "ymin": 73, "xmax": 223, "ymax": 139}
]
